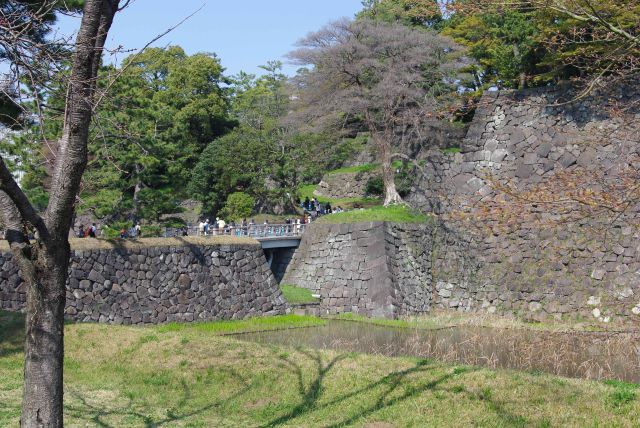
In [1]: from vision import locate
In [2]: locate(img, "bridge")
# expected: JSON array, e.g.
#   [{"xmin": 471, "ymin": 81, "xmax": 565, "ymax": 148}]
[
  {"xmin": 164, "ymin": 223, "xmax": 305, "ymax": 249},
  {"xmin": 178, "ymin": 224, "xmax": 305, "ymax": 279}
]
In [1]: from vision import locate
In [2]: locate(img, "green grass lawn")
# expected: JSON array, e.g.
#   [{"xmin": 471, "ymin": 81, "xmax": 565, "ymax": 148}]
[
  {"xmin": 315, "ymin": 204, "xmax": 429, "ymax": 224},
  {"xmin": 280, "ymin": 284, "xmax": 319, "ymax": 305},
  {"xmin": 1, "ymin": 311, "xmax": 639, "ymax": 426}
]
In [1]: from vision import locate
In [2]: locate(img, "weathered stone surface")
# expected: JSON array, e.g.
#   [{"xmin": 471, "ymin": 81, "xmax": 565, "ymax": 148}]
[
  {"xmin": 0, "ymin": 242, "xmax": 287, "ymax": 324},
  {"xmin": 314, "ymin": 170, "xmax": 376, "ymax": 200},
  {"xmin": 283, "ymin": 222, "xmax": 432, "ymax": 318},
  {"xmin": 400, "ymin": 82, "xmax": 640, "ymax": 324}
]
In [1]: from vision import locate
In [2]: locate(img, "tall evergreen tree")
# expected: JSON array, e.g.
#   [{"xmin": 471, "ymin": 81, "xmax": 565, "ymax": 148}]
[{"xmin": 82, "ymin": 46, "xmax": 235, "ymax": 221}]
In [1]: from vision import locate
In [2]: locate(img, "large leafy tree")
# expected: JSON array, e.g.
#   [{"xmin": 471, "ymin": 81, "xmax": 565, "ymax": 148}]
[
  {"xmin": 443, "ymin": 0, "xmax": 640, "ymax": 88},
  {"xmin": 358, "ymin": 0, "xmax": 442, "ymax": 27},
  {"xmin": 288, "ymin": 18, "xmax": 461, "ymax": 206},
  {"xmin": 190, "ymin": 61, "xmax": 299, "ymax": 216},
  {"xmin": 441, "ymin": 7, "xmax": 542, "ymax": 89},
  {"xmin": 83, "ymin": 46, "xmax": 235, "ymax": 221}
]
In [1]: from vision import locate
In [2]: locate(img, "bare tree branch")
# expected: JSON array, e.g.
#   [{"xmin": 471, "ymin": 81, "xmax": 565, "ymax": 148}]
[{"xmin": 0, "ymin": 157, "xmax": 48, "ymax": 238}]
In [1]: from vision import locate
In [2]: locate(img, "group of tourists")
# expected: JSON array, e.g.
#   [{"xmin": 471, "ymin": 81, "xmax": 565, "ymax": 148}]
[
  {"xmin": 197, "ymin": 217, "xmax": 267, "ymax": 236},
  {"xmin": 76, "ymin": 222, "xmax": 144, "ymax": 239},
  {"xmin": 77, "ymin": 223, "xmax": 98, "ymax": 238},
  {"xmin": 197, "ymin": 217, "xmax": 243, "ymax": 236},
  {"xmin": 193, "ymin": 216, "xmax": 310, "ymax": 237},
  {"xmin": 302, "ymin": 196, "xmax": 344, "ymax": 218},
  {"xmin": 119, "ymin": 223, "xmax": 141, "ymax": 239}
]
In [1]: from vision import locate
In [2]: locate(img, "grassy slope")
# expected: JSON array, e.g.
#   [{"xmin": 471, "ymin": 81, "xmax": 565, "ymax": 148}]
[
  {"xmin": 297, "ymin": 184, "xmax": 381, "ymax": 208},
  {"xmin": 315, "ymin": 205, "xmax": 429, "ymax": 224},
  {"xmin": 2, "ymin": 311, "xmax": 639, "ymax": 427},
  {"xmin": 280, "ymin": 284, "xmax": 319, "ymax": 305}
]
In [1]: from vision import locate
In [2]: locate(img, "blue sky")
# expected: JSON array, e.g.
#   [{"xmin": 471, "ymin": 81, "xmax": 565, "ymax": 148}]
[{"xmin": 56, "ymin": 0, "xmax": 364, "ymax": 77}]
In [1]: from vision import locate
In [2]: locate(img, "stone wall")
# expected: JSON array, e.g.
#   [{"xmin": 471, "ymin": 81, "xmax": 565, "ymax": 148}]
[
  {"xmin": 285, "ymin": 83, "xmax": 640, "ymax": 324},
  {"xmin": 409, "ymin": 83, "xmax": 640, "ymax": 324},
  {"xmin": 284, "ymin": 219, "xmax": 640, "ymax": 324},
  {"xmin": 0, "ymin": 237, "xmax": 288, "ymax": 324},
  {"xmin": 283, "ymin": 222, "xmax": 395, "ymax": 317},
  {"xmin": 282, "ymin": 222, "xmax": 435, "ymax": 318},
  {"xmin": 314, "ymin": 170, "xmax": 376, "ymax": 200}
]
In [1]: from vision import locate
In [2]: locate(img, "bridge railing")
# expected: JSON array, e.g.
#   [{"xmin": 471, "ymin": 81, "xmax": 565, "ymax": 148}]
[{"xmin": 164, "ymin": 223, "xmax": 306, "ymax": 239}]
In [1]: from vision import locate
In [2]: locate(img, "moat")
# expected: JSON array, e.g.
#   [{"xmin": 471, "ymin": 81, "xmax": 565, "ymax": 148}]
[{"xmin": 238, "ymin": 320, "xmax": 640, "ymax": 383}]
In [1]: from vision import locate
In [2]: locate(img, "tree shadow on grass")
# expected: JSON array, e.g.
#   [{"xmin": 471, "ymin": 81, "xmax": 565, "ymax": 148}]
[
  {"xmin": 64, "ymin": 367, "xmax": 253, "ymax": 428},
  {"xmin": 263, "ymin": 351, "xmax": 532, "ymax": 428},
  {"xmin": 0, "ymin": 310, "xmax": 25, "ymax": 357},
  {"xmin": 260, "ymin": 350, "xmax": 445, "ymax": 427},
  {"xmin": 261, "ymin": 348, "xmax": 350, "ymax": 428}
]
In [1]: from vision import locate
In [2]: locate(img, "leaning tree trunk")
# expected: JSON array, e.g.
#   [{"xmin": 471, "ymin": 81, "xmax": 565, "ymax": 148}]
[{"xmin": 373, "ymin": 133, "xmax": 403, "ymax": 206}]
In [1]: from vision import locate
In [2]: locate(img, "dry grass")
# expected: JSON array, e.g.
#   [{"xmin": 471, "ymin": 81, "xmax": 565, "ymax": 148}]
[
  {"xmin": 337, "ymin": 310, "xmax": 635, "ymax": 333},
  {"xmin": 0, "ymin": 235, "xmax": 259, "ymax": 252}
]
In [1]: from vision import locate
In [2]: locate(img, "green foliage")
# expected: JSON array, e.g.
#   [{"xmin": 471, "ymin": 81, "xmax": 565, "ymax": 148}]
[
  {"xmin": 358, "ymin": 0, "xmax": 442, "ymax": 27},
  {"xmin": 161, "ymin": 217, "xmax": 187, "ymax": 228},
  {"xmin": 141, "ymin": 225, "xmax": 162, "ymax": 238},
  {"xmin": 327, "ymin": 163, "xmax": 378, "ymax": 175},
  {"xmin": 439, "ymin": 1, "xmax": 640, "ymax": 87},
  {"xmin": 82, "ymin": 46, "xmax": 235, "ymax": 222},
  {"xmin": 279, "ymin": 285, "xmax": 319, "ymax": 304},
  {"xmin": 79, "ymin": 189, "xmax": 123, "ymax": 220},
  {"xmin": 136, "ymin": 188, "xmax": 181, "ymax": 223},
  {"xmin": 189, "ymin": 128, "xmax": 280, "ymax": 215},
  {"xmin": 605, "ymin": 380, "xmax": 638, "ymax": 409},
  {"xmin": 365, "ymin": 176, "xmax": 384, "ymax": 196},
  {"xmin": 535, "ymin": 1, "xmax": 640, "ymax": 81},
  {"xmin": 442, "ymin": 8, "xmax": 544, "ymax": 88},
  {"xmin": 220, "ymin": 192, "xmax": 255, "ymax": 221},
  {"xmin": 0, "ymin": 130, "xmax": 49, "ymax": 211},
  {"xmin": 100, "ymin": 221, "xmax": 132, "ymax": 239},
  {"xmin": 190, "ymin": 62, "xmax": 299, "ymax": 216},
  {"xmin": 441, "ymin": 147, "xmax": 461, "ymax": 154}
]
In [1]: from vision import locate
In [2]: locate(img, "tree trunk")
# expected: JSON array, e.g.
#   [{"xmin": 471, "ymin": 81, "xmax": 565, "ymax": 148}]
[
  {"xmin": 7, "ymin": 2, "xmax": 121, "ymax": 426},
  {"xmin": 20, "ymin": 245, "xmax": 70, "ymax": 427},
  {"xmin": 519, "ymin": 72, "xmax": 527, "ymax": 90},
  {"xmin": 373, "ymin": 133, "xmax": 403, "ymax": 206},
  {"xmin": 133, "ymin": 166, "xmax": 144, "ymax": 219}
]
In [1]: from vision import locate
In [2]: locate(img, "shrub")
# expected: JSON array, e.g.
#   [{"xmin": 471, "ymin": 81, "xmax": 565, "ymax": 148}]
[
  {"xmin": 365, "ymin": 175, "xmax": 384, "ymax": 196},
  {"xmin": 220, "ymin": 192, "xmax": 255, "ymax": 221}
]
